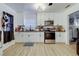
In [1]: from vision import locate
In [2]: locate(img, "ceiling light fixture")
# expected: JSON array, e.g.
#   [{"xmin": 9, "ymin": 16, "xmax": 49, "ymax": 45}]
[{"xmin": 34, "ymin": 3, "xmax": 46, "ymax": 11}]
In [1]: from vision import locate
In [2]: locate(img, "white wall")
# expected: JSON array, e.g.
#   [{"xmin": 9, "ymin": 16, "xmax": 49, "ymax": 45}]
[
  {"xmin": 15, "ymin": 11, "xmax": 37, "ymax": 27},
  {"xmin": 15, "ymin": 12, "xmax": 24, "ymax": 26},
  {"xmin": 24, "ymin": 12, "xmax": 37, "ymax": 28},
  {"xmin": 0, "ymin": 4, "xmax": 16, "ymax": 30},
  {"xmin": 0, "ymin": 3, "xmax": 17, "ymax": 30},
  {"xmin": 61, "ymin": 4, "xmax": 79, "ymax": 44},
  {"xmin": 24, "ymin": 12, "xmax": 36, "ymax": 20}
]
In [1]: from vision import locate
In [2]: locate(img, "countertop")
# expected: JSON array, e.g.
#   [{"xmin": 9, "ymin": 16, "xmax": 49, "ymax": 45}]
[
  {"xmin": 15, "ymin": 30, "xmax": 65, "ymax": 32},
  {"xmin": 15, "ymin": 31, "xmax": 44, "ymax": 32}
]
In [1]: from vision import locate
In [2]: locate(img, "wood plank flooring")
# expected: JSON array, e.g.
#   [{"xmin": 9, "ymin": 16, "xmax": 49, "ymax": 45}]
[{"xmin": 3, "ymin": 43, "xmax": 77, "ymax": 56}]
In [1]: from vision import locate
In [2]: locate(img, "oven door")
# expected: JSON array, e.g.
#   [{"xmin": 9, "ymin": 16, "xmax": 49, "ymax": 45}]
[{"xmin": 44, "ymin": 31, "xmax": 55, "ymax": 44}]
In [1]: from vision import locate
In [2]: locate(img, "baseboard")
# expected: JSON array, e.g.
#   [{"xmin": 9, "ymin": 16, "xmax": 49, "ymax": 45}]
[{"xmin": 55, "ymin": 42, "xmax": 65, "ymax": 44}]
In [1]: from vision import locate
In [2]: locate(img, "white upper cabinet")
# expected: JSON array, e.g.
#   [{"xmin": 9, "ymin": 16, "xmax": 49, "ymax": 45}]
[{"xmin": 37, "ymin": 12, "xmax": 54, "ymax": 26}]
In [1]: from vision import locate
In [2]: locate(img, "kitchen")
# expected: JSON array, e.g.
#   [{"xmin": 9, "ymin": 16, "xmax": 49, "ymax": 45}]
[
  {"xmin": 15, "ymin": 19, "xmax": 65, "ymax": 43},
  {"xmin": 14, "ymin": 5, "xmax": 65, "ymax": 44},
  {"xmin": 0, "ymin": 3, "xmax": 78, "ymax": 56}
]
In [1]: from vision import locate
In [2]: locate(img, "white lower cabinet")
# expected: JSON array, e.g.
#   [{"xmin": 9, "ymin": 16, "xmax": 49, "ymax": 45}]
[
  {"xmin": 40, "ymin": 32, "xmax": 44, "ymax": 42},
  {"xmin": 24, "ymin": 33, "xmax": 29, "ymax": 42},
  {"xmin": 35, "ymin": 32, "xmax": 44, "ymax": 42},
  {"xmin": 15, "ymin": 32, "xmax": 44, "ymax": 43},
  {"xmin": 55, "ymin": 32, "xmax": 65, "ymax": 43}
]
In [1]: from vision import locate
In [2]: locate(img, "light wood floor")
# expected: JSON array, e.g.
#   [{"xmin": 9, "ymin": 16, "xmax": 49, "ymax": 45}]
[{"xmin": 3, "ymin": 43, "xmax": 77, "ymax": 56}]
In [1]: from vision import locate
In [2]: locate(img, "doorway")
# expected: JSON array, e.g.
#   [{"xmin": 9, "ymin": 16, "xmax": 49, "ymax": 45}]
[
  {"xmin": 2, "ymin": 11, "xmax": 14, "ymax": 44},
  {"xmin": 69, "ymin": 11, "xmax": 79, "ymax": 44}
]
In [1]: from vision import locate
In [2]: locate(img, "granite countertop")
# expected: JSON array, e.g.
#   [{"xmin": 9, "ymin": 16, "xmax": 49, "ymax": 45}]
[
  {"xmin": 56, "ymin": 30, "xmax": 65, "ymax": 32},
  {"xmin": 15, "ymin": 30, "xmax": 65, "ymax": 32},
  {"xmin": 15, "ymin": 30, "xmax": 44, "ymax": 32}
]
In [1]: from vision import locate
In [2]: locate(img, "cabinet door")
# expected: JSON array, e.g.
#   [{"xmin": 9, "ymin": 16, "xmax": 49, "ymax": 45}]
[
  {"xmin": 35, "ymin": 32, "xmax": 40, "ymax": 42},
  {"xmin": 56, "ymin": 32, "xmax": 59, "ymax": 39},
  {"xmin": 24, "ymin": 33, "xmax": 28, "ymax": 42},
  {"xmin": 56, "ymin": 32, "xmax": 64, "ymax": 43},
  {"xmin": 28, "ymin": 33, "xmax": 33, "ymax": 42},
  {"xmin": 27, "ymin": 33, "xmax": 35, "ymax": 42},
  {"xmin": 30, "ymin": 32, "xmax": 44, "ymax": 42},
  {"xmin": 21, "ymin": 33, "xmax": 26, "ymax": 42},
  {"xmin": 14, "ymin": 32, "xmax": 18, "ymax": 41},
  {"xmin": 34, "ymin": 32, "xmax": 44, "ymax": 42},
  {"xmin": 16, "ymin": 32, "xmax": 22, "ymax": 42},
  {"xmin": 60, "ymin": 32, "xmax": 65, "ymax": 42},
  {"xmin": 18, "ymin": 33, "xmax": 24, "ymax": 42},
  {"xmin": 15, "ymin": 32, "xmax": 25, "ymax": 42},
  {"xmin": 56, "ymin": 32, "xmax": 60, "ymax": 42},
  {"xmin": 39, "ymin": 32, "xmax": 44, "ymax": 42}
]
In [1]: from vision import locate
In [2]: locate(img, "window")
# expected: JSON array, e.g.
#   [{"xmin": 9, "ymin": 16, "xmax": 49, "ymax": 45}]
[{"xmin": 24, "ymin": 13, "xmax": 36, "ymax": 29}]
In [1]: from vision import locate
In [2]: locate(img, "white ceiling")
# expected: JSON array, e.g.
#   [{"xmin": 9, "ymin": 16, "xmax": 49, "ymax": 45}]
[{"xmin": 5, "ymin": 3, "xmax": 74, "ymax": 13}]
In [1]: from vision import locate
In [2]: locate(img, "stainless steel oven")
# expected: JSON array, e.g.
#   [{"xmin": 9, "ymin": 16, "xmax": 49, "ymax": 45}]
[{"xmin": 44, "ymin": 31, "xmax": 55, "ymax": 44}]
